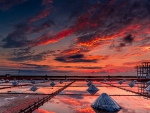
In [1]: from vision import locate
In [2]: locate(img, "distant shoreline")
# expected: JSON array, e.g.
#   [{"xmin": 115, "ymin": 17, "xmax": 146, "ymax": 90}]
[{"xmin": 0, "ymin": 75, "xmax": 149, "ymax": 82}]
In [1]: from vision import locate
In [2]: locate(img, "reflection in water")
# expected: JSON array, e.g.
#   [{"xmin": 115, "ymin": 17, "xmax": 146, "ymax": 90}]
[
  {"xmin": 137, "ymin": 82, "xmax": 150, "ymax": 100},
  {"xmin": 33, "ymin": 81, "xmax": 150, "ymax": 113},
  {"xmin": 93, "ymin": 109, "xmax": 118, "ymax": 113},
  {"xmin": 1, "ymin": 80, "xmax": 150, "ymax": 113}
]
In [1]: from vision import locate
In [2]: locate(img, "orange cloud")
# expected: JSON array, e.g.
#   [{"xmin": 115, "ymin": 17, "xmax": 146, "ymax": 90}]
[
  {"xmin": 123, "ymin": 60, "xmax": 150, "ymax": 66},
  {"xmin": 122, "ymin": 45, "xmax": 150, "ymax": 59},
  {"xmin": 87, "ymin": 55, "xmax": 109, "ymax": 60},
  {"xmin": 60, "ymin": 98, "xmax": 81, "ymax": 106}
]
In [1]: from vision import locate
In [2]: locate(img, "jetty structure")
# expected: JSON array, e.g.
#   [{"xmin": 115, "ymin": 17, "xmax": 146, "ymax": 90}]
[
  {"xmin": 91, "ymin": 93, "xmax": 122, "ymax": 112},
  {"xmin": 135, "ymin": 62, "xmax": 150, "ymax": 78},
  {"xmin": 145, "ymin": 85, "xmax": 150, "ymax": 91},
  {"xmin": 147, "ymin": 81, "xmax": 150, "ymax": 85}
]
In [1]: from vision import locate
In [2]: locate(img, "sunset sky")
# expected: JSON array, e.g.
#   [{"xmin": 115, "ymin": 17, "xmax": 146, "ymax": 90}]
[{"xmin": 0, "ymin": 0, "xmax": 150, "ymax": 76}]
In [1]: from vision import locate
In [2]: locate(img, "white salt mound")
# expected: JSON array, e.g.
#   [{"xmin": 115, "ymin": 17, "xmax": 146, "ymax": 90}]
[
  {"xmin": 118, "ymin": 81, "xmax": 122, "ymax": 85},
  {"xmin": 91, "ymin": 93, "xmax": 122, "ymax": 112},
  {"xmin": 12, "ymin": 81, "xmax": 19, "ymax": 86},
  {"xmin": 50, "ymin": 81, "xmax": 55, "ymax": 87},
  {"xmin": 87, "ymin": 84, "xmax": 99, "ymax": 95},
  {"xmin": 30, "ymin": 86, "xmax": 38, "ymax": 91},
  {"xmin": 129, "ymin": 82, "xmax": 134, "ymax": 88}
]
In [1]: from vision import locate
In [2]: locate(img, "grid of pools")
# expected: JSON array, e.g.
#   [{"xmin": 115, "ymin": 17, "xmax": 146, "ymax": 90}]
[{"xmin": 0, "ymin": 80, "xmax": 150, "ymax": 113}]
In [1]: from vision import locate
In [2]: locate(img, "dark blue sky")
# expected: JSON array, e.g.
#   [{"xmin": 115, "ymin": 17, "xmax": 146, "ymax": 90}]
[{"xmin": 0, "ymin": 0, "xmax": 150, "ymax": 76}]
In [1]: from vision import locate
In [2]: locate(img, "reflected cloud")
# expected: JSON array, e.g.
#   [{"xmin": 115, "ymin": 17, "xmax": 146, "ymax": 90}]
[{"xmin": 35, "ymin": 108, "xmax": 55, "ymax": 113}]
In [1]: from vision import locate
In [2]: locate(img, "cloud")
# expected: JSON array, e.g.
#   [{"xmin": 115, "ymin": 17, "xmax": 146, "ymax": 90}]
[
  {"xmin": 32, "ymin": 29, "xmax": 74, "ymax": 46},
  {"xmin": 109, "ymin": 34, "xmax": 134, "ymax": 51},
  {"xmin": 7, "ymin": 47, "xmax": 55, "ymax": 62},
  {"xmin": 55, "ymin": 57, "xmax": 97, "ymax": 63},
  {"xmin": 0, "ymin": 0, "xmax": 28, "ymax": 11},
  {"xmin": 75, "ymin": 33, "xmax": 101, "ymax": 47},
  {"xmin": 30, "ymin": 0, "xmax": 150, "ymax": 58},
  {"xmin": 60, "ymin": 48, "xmax": 90, "ymax": 55},
  {"xmin": 29, "ymin": 7, "xmax": 52, "ymax": 23},
  {"xmin": 121, "ymin": 45, "xmax": 150, "ymax": 58},
  {"xmin": 28, "ymin": 0, "xmax": 53, "ymax": 23},
  {"xmin": 123, "ymin": 60, "xmax": 150, "ymax": 66},
  {"xmin": 123, "ymin": 34, "xmax": 134, "ymax": 44},
  {"xmin": 57, "ymin": 65, "xmax": 103, "ymax": 70},
  {"xmin": 87, "ymin": 65, "xmax": 135, "ymax": 74},
  {"xmin": 76, "ymin": 66, "xmax": 102, "ymax": 69},
  {"xmin": 67, "ymin": 54, "xmax": 84, "ymax": 59},
  {"xmin": 42, "ymin": 0, "xmax": 53, "ymax": 6},
  {"xmin": 2, "ymin": 31, "xmax": 31, "ymax": 48},
  {"xmin": 2, "ymin": 19, "xmax": 55, "ymax": 48},
  {"xmin": 55, "ymin": 53, "xmax": 98, "ymax": 63},
  {"xmin": 0, "ymin": 67, "xmax": 72, "ymax": 74},
  {"xmin": 20, "ymin": 63, "xmax": 51, "ymax": 69}
]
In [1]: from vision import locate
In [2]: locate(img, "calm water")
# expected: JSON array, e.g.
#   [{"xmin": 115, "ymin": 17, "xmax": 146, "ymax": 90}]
[
  {"xmin": 0, "ymin": 80, "xmax": 149, "ymax": 113},
  {"xmin": 31, "ymin": 81, "xmax": 150, "ymax": 113}
]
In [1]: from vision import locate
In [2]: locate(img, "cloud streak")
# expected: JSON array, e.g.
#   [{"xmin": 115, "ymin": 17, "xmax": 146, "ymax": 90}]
[
  {"xmin": 0, "ymin": 0, "xmax": 28, "ymax": 11},
  {"xmin": 7, "ymin": 47, "xmax": 55, "ymax": 62}
]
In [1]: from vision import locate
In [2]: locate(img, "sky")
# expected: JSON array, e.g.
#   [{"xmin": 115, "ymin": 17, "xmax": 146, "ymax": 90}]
[{"xmin": 0, "ymin": 0, "xmax": 150, "ymax": 76}]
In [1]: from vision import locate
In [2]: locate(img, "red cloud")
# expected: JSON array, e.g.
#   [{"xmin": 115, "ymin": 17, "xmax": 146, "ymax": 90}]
[
  {"xmin": 29, "ymin": 8, "xmax": 51, "ymax": 23},
  {"xmin": 33, "ymin": 29, "xmax": 74, "ymax": 46}
]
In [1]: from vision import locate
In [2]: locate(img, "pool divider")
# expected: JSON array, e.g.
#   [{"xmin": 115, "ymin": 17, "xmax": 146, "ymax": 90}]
[{"xmin": 19, "ymin": 81, "xmax": 75, "ymax": 113}]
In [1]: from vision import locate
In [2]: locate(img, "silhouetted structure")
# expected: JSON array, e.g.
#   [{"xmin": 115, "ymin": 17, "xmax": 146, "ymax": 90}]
[
  {"xmin": 135, "ymin": 62, "xmax": 150, "ymax": 78},
  {"xmin": 5, "ymin": 74, "xmax": 10, "ymax": 77}
]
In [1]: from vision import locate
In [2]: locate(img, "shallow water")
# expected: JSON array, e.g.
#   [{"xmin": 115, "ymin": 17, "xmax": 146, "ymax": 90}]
[
  {"xmin": 32, "ymin": 81, "xmax": 150, "ymax": 113},
  {"xmin": 0, "ymin": 80, "xmax": 149, "ymax": 113}
]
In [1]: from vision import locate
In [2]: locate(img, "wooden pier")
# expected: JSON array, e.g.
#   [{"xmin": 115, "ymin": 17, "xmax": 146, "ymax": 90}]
[{"xmin": 19, "ymin": 81, "xmax": 75, "ymax": 113}]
